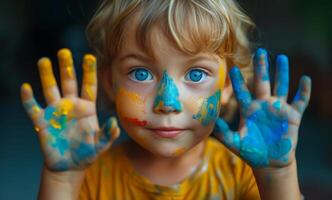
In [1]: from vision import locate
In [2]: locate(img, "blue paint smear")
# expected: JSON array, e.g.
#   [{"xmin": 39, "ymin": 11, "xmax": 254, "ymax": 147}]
[
  {"xmin": 241, "ymin": 102, "xmax": 291, "ymax": 167},
  {"xmin": 230, "ymin": 67, "xmax": 251, "ymax": 108},
  {"xmin": 44, "ymin": 106, "xmax": 77, "ymax": 156},
  {"xmin": 276, "ymin": 55, "xmax": 289, "ymax": 96},
  {"xmin": 272, "ymin": 100, "xmax": 282, "ymax": 111},
  {"xmin": 53, "ymin": 160, "xmax": 70, "ymax": 171},
  {"xmin": 214, "ymin": 118, "xmax": 241, "ymax": 149},
  {"xmin": 193, "ymin": 90, "xmax": 221, "ymax": 126},
  {"xmin": 153, "ymin": 70, "xmax": 182, "ymax": 112},
  {"xmin": 50, "ymin": 135, "xmax": 69, "ymax": 156},
  {"xmin": 254, "ymin": 48, "xmax": 269, "ymax": 81},
  {"xmin": 44, "ymin": 106, "xmax": 56, "ymax": 120},
  {"xmin": 72, "ymin": 142, "xmax": 96, "ymax": 165}
]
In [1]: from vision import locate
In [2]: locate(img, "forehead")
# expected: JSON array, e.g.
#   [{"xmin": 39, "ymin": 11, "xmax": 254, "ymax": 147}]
[{"xmin": 118, "ymin": 13, "xmax": 221, "ymax": 64}]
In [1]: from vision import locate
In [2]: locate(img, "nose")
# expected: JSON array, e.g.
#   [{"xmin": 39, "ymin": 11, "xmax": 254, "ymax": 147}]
[{"xmin": 153, "ymin": 71, "xmax": 182, "ymax": 114}]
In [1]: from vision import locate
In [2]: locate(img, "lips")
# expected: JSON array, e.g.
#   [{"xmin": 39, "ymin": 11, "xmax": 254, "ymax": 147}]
[{"xmin": 148, "ymin": 127, "xmax": 187, "ymax": 138}]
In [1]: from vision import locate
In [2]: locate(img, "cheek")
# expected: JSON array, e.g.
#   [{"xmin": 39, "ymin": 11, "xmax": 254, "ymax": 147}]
[
  {"xmin": 185, "ymin": 90, "xmax": 222, "ymax": 127},
  {"xmin": 115, "ymin": 87, "xmax": 147, "ymax": 126}
]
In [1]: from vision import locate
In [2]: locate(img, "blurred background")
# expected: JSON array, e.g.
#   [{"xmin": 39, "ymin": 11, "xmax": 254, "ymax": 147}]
[{"xmin": 0, "ymin": 0, "xmax": 331, "ymax": 199}]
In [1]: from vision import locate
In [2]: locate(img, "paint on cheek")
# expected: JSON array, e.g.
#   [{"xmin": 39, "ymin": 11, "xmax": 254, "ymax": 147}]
[
  {"xmin": 192, "ymin": 90, "xmax": 221, "ymax": 126},
  {"xmin": 124, "ymin": 117, "xmax": 147, "ymax": 127},
  {"xmin": 44, "ymin": 99, "xmax": 75, "ymax": 156},
  {"xmin": 115, "ymin": 87, "xmax": 146, "ymax": 115},
  {"xmin": 117, "ymin": 87, "xmax": 145, "ymax": 106},
  {"xmin": 215, "ymin": 63, "xmax": 226, "ymax": 91},
  {"xmin": 153, "ymin": 70, "xmax": 182, "ymax": 112}
]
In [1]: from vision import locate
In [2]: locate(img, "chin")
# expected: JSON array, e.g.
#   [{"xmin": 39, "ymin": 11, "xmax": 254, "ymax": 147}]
[{"xmin": 136, "ymin": 136, "xmax": 191, "ymax": 158}]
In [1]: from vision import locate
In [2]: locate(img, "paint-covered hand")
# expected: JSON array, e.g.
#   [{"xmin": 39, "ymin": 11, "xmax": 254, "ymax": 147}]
[
  {"xmin": 214, "ymin": 48, "xmax": 311, "ymax": 168},
  {"xmin": 20, "ymin": 49, "xmax": 120, "ymax": 172}
]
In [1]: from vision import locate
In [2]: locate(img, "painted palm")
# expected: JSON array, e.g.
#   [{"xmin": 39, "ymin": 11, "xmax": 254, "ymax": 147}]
[
  {"xmin": 214, "ymin": 48, "xmax": 311, "ymax": 168},
  {"xmin": 21, "ymin": 49, "xmax": 120, "ymax": 171}
]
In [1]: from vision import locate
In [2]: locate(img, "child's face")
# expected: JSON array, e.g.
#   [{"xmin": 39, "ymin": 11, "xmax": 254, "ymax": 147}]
[{"xmin": 109, "ymin": 18, "xmax": 227, "ymax": 157}]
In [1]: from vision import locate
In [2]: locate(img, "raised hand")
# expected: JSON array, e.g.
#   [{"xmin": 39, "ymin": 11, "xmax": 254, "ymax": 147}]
[
  {"xmin": 214, "ymin": 48, "xmax": 311, "ymax": 168},
  {"xmin": 20, "ymin": 49, "xmax": 120, "ymax": 172}
]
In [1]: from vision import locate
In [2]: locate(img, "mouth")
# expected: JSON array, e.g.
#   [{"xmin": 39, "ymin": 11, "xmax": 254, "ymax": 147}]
[{"xmin": 147, "ymin": 127, "xmax": 187, "ymax": 139}]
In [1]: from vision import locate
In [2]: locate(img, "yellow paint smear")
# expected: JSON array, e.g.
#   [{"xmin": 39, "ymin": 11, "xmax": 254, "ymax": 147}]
[
  {"xmin": 58, "ymin": 99, "xmax": 74, "ymax": 116},
  {"xmin": 117, "ymin": 87, "xmax": 144, "ymax": 105},
  {"xmin": 85, "ymin": 86, "xmax": 95, "ymax": 101},
  {"xmin": 58, "ymin": 48, "xmax": 74, "ymax": 79},
  {"xmin": 83, "ymin": 54, "xmax": 97, "ymax": 85},
  {"xmin": 34, "ymin": 127, "xmax": 40, "ymax": 133},
  {"xmin": 172, "ymin": 147, "xmax": 186, "ymax": 156},
  {"xmin": 38, "ymin": 58, "xmax": 56, "ymax": 88},
  {"xmin": 214, "ymin": 63, "xmax": 226, "ymax": 90}
]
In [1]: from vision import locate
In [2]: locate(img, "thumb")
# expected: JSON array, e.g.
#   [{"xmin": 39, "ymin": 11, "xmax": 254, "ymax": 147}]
[
  {"xmin": 96, "ymin": 117, "xmax": 120, "ymax": 152},
  {"xmin": 213, "ymin": 118, "xmax": 241, "ymax": 152}
]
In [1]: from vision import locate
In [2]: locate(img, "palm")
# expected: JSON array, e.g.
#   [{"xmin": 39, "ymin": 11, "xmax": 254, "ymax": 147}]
[
  {"xmin": 214, "ymin": 48, "xmax": 311, "ymax": 168},
  {"xmin": 21, "ymin": 49, "xmax": 120, "ymax": 171}
]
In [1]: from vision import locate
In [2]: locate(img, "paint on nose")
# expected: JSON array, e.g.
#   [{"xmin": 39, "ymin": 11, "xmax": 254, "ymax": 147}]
[{"xmin": 153, "ymin": 70, "xmax": 182, "ymax": 113}]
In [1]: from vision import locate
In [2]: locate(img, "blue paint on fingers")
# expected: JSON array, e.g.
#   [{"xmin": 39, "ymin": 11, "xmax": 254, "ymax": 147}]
[
  {"xmin": 230, "ymin": 67, "xmax": 252, "ymax": 109},
  {"xmin": 254, "ymin": 48, "xmax": 270, "ymax": 81},
  {"xmin": 276, "ymin": 55, "xmax": 289, "ymax": 97}
]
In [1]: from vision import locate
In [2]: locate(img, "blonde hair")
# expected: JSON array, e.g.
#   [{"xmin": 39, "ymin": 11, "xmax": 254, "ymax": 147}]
[{"xmin": 86, "ymin": 0, "xmax": 255, "ymax": 120}]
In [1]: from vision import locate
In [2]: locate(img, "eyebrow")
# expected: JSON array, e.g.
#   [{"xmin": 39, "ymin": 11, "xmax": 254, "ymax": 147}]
[
  {"xmin": 119, "ymin": 53, "xmax": 152, "ymax": 63},
  {"xmin": 119, "ymin": 52, "xmax": 219, "ymax": 65}
]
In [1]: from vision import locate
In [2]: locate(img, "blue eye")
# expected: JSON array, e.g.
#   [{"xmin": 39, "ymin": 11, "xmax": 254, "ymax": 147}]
[
  {"xmin": 129, "ymin": 68, "xmax": 153, "ymax": 82},
  {"xmin": 185, "ymin": 69, "xmax": 207, "ymax": 82}
]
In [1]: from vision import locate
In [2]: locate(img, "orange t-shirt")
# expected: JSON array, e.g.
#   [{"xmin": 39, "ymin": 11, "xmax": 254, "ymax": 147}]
[{"xmin": 79, "ymin": 137, "xmax": 260, "ymax": 199}]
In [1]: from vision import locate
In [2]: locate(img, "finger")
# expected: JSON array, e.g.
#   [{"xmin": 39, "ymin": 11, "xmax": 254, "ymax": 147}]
[
  {"xmin": 58, "ymin": 48, "xmax": 78, "ymax": 97},
  {"xmin": 38, "ymin": 57, "xmax": 61, "ymax": 105},
  {"xmin": 20, "ymin": 83, "xmax": 47, "ymax": 132},
  {"xmin": 291, "ymin": 76, "xmax": 312, "ymax": 115},
  {"xmin": 213, "ymin": 118, "xmax": 241, "ymax": 151},
  {"xmin": 81, "ymin": 54, "xmax": 97, "ymax": 101},
  {"xmin": 254, "ymin": 48, "xmax": 271, "ymax": 99},
  {"xmin": 229, "ymin": 67, "xmax": 252, "ymax": 112},
  {"xmin": 96, "ymin": 117, "xmax": 120, "ymax": 152},
  {"xmin": 274, "ymin": 54, "xmax": 289, "ymax": 100}
]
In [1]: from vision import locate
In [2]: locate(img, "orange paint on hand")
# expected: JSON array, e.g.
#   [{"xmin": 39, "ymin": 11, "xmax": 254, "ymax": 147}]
[{"xmin": 124, "ymin": 117, "xmax": 147, "ymax": 127}]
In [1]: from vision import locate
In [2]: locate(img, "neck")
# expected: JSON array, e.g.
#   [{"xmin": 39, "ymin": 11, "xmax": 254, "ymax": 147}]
[{"xmin": 125, "ymin": 139, "xmax": 206, "ymax": 186}]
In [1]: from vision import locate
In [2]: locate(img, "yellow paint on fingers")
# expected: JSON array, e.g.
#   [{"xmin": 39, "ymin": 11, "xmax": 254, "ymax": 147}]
[
  {"xmin": 83, "ymin": 54, "xmax": 97, "ymax": 85},
  {"xmin": 58, "ymin": 48, "xmax": 75, "ymax": 79},
  {"xmin": 38, "ymin": 58, "xmax": 57, "ymax": 88}
]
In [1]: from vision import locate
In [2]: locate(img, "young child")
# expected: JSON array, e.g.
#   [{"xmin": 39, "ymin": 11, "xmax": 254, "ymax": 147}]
[{"xmin": 20, "ymin": 0, "xmax": 311, "ymax": 199}]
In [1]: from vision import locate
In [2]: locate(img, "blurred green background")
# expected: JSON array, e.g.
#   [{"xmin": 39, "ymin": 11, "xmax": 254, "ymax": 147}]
[{"xmin": 0, "ymin": 0, "xmax": 331, "ymax": 199}]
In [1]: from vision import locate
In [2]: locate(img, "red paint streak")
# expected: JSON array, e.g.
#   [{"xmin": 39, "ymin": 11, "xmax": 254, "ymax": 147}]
[{"xmin": 125, "ymin": 117, "xmax": 147, "ymax": 127}]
